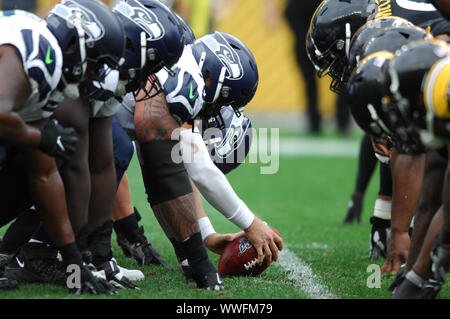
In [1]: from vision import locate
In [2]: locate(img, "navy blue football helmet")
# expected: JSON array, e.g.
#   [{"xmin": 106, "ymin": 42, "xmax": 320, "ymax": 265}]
[
  {"xmin": 309, "ymin": 0, "xmax": 378, "ymax": 95},
  {"xmin": 112, "ymin": 0, "xmax": 185, "ymax": 100},
  {"xmin": 191, "ymin": 31, "xmax": 259, "ymax": 118},
  {"xmin": 174, "ymin": 12, "xmax": 195, "ymax": 45},
  {"xmin": 46, "ymin": 0, "xmax": 126, "ymax": 99},
  {"xmin": 202, "ymin": 106, "xmax": 253, "ymax": 174}
]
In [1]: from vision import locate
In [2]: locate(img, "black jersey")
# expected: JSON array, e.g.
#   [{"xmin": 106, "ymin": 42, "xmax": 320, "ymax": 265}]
[{"xmin": 376, "ymin": 0, "xmax": 450, "ymax": 34}]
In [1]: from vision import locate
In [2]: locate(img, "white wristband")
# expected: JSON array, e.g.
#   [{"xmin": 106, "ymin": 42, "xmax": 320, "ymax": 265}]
[
  {"xmin": 198, "ymin": 217, "xmax": 216, "ymax": 241},
  {"xmin": 374, "ymin": 198, "xmax": 392, "ymax": 220},
  {"xmin": 228, "ymin": 200, "xmax": 255, "ymax": 230}
]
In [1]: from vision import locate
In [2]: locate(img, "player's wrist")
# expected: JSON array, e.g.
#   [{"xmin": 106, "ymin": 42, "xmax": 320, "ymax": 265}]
[
  {"xmin": 229, "ymin": 200, "xmax": 255, "ymax": 230},
  {"xmin": 58, "ymin": 241, "xmax": 84, "ymax": 266}
]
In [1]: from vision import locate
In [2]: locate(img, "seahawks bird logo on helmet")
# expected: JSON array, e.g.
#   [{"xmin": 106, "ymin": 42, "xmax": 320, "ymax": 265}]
[
  {"xmin": 199, "ymin": 33, "xmax": 244, "ymax": 81},
  {"xmin": 113, "ymin": 1, "xmax": 165, "ymax": 41},
  {"xmin": 50, "ymin": 0, "xmax": 106, "ymax": 44}
]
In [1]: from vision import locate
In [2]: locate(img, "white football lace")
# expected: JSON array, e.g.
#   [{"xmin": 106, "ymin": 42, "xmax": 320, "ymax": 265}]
[{"xmin": 244, "ymin": 258, "xmax": 258, "ymax": 270}]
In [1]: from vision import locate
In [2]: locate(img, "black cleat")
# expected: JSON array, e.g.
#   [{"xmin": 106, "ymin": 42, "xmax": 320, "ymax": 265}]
[
  {"xmin": 4, "ymin": 243, "xmax": 66, "ymax": 285},
  {"xmin": 0, "ymin": 277, "xmax": 19, "ymax": 290},
  {"xmin": 388, "ymin": 264, "xmax": 406, "ymax": 292},
  {"xmin": 192, "ymin": 270, "xmax": 225, "ymax": 291},
  {"xmin": 420, "ymin": 278, "xmax": 442, "ymax": 299},
  {"xmin": 117, "ymin": 226, "xmax": 168, "ymax": 267},
  {"xmin": 369, "ymin": 216, "xmax": 391, "ymax": 260},
  {"xmin": 343, "ymin": 195, "xmax": 363, "ymax": 224},
  {"xmin": 178, "ymin": 259, "xmax": 195, "ymax": 284},
  {"xmin": 0, "ymin": 253, "xmax": 11, "ymax": 271},
  {"xmin": 178, "ymin": 257, "xmax": 225, "ymax": 290},
  {"xmin": 188, "ymin": 258, "xmax": 225, "ymax": 291},
  {"xmin": 389, "ymin": 277, "xmax": 423, "ymax": 299}
]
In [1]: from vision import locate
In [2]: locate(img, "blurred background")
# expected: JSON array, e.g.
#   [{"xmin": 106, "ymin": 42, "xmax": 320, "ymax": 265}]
[{"xmin": 0, "ymin": 0, "xmax": 357, "ymax": 136}]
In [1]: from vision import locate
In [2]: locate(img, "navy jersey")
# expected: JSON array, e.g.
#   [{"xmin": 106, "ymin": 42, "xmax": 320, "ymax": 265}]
[
  {"xmin": 0, "ymin": 10, "xmax": 63, "ymax": 122},
  {"xmin": 376, "ymin": 0, "xmax": 450, "ymax": 34}
]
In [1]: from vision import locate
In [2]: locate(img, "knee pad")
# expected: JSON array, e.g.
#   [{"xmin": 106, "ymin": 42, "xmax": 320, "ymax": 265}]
[{"xmin": 138, "ymin": 140, "xmax": 193, "ymax": 206}]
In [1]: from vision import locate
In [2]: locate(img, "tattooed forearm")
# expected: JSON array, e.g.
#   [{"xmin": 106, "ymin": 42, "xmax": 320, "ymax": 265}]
[{"xmin": 152, "ymin": 193, "xmax": 199, "ymax": 242}]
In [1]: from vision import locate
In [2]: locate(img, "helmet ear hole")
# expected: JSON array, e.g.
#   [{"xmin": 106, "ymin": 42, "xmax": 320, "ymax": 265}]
[
  {"xmin": 65, "ymin": 36, "xmax": 77, "ymax": 53},
  {"xmin": 204, "ymin": 70, "xmax": 212, "ymax": 86}
]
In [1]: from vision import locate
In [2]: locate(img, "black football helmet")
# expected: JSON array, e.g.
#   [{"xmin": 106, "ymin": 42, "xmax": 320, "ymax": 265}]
[
  {"xmin": 46, "ymin": 0, "xmax": 126, "ymax": 99},
  {"xmin": 309, "ymin": 0, "xmax": 378, "ymax": 94},
  {"xmin": 112, "ymin": 0, "xmax": 185, "ymax": 100},
  {"xmin": 383, "ymin": 39, "xmax": 449, "ymax": 154},
  {"xmin": 347, "ymin": 16, "xmax": 412, "ymax": 80},
  {"xmin": 346, "ymin": 51, "xmax": 394, "ymax": 142},
  {"xmin": 202, "ymin": 106, "xmax": 253, "ymax": 174},
  {"xmin": 361, "ymin": 25, "xmax": 431, "ymax": 61},
  {"xmin": 306, "ymin": 28, "xmax": 327, "ymax": 73}
]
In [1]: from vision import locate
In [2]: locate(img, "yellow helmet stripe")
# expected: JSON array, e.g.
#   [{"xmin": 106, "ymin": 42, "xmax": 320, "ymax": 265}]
[
  {"xmin": 424, "ymin": 56, "xmax": 450, "ymax": 119},
  {"xmin": 359, "ymin": 50, "xmax": 394, "ymax": 66}
]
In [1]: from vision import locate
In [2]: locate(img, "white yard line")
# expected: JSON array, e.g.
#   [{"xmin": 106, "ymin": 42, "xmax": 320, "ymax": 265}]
[
  {"xmin": 250, "ymin": 137, "xmax": 360, "ymax": 158},
  {"xmin": 275, "ymin": 248, "xmax": 338, "ymax": 299},
  {"xmin": 279, "ymin": 137, "xmax": 359, "ymax": 158}
]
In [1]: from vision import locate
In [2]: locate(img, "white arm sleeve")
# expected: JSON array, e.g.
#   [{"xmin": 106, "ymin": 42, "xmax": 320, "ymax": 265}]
[{"xmin": 179, "ymin": 129, "xmax": 255, "ymax": 230}]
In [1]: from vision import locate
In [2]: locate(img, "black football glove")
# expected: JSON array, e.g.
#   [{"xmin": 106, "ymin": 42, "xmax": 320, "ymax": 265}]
[
  {"xmin": 96, "ymin": 260, "xmax": 140, "ymax": 290},
  {"xmin": 369, "ymin": 216, "xmax": 391, "ymax": 260},
  {"xmin": 69, "ymin": 264, "xmax": 118, "ymax": 295},
  {"xmin": 39, "ymin": 119, "xmax": 78, "ymax": 161}
]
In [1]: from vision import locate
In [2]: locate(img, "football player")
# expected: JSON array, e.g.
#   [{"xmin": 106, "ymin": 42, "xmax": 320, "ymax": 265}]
[
  {"xmin": 309, "ymin": 0, "xmax": 450, "ymax": 276},
  {"xmin": 5, "ymin": 0, "xmax": 185, "ymax": 291},
  {"xmin": 342, "ymin": 15, "xmax": 414, "ymax": 229},
  {"xmin": 425, "ymin": 56, "xmax": 450, "ymax": 296},
  {"xmin": 372, "ymin": 40, "xmax": 449, "ymax": 298},
  {"xmin": 346, "ymin": 38, "xmax": 450, "ymax": 297},
  {"xmin": 348, "ymin": 21, "xmax": 432, "ymax": 262},
  {"xmin": 112, "ymin": 22, "xmax": 282, "ymax": 290},
  {"xmin": 0, "ymin": 0, "xmax": 126, "ymax": 294}
]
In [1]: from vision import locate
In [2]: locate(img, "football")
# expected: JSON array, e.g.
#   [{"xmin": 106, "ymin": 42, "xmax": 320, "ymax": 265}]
[{"xmin": 218, "ymin": 229, "xmax": 280, "ymax": 277}]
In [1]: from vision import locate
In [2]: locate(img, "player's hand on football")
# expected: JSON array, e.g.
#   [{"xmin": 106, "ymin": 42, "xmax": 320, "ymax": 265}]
[
  {"xmin": 39, "ymin": 119, "xmax": 78, "ymax": 161},
  {"xmin": 381, "ymin": 231, "xmax": 410, "ymax": 275},
  {"xmin": 204, "ymin": 231, "xmax": 245, "ymax": 255},
  {"xmin": 244, "ymin": 217, "xmax": 283, "ymax": 267}
]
